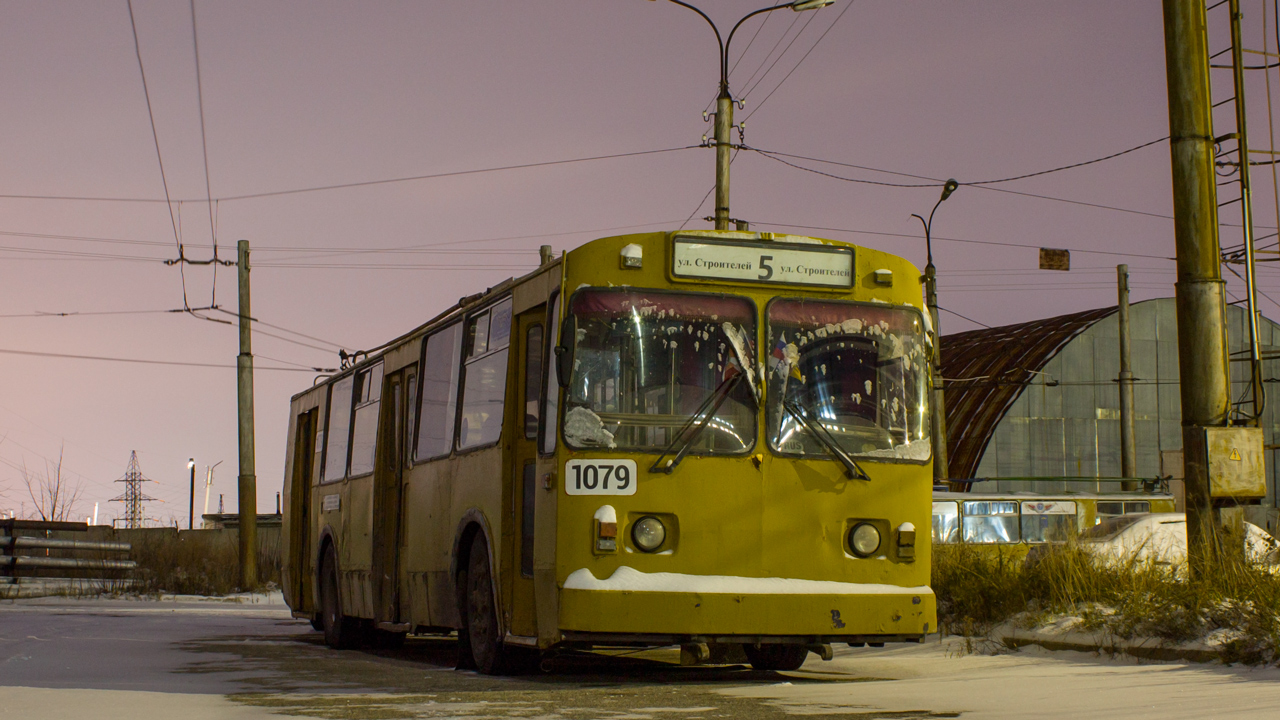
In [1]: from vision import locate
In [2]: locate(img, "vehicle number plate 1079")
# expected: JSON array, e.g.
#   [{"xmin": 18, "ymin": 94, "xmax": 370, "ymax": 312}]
[{"xmin": 564, "ymin": 459, "xmax": 637, "ymax": 496}]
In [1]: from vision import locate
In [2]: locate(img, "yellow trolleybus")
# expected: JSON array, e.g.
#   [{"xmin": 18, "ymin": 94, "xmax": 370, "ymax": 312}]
[{"xmin": 281, "ymin": 229, "xmax": 936, "ymax": 673}]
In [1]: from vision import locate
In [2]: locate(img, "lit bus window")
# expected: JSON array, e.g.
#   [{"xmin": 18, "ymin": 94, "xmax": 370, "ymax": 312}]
[
  {"xmin": 932, "ymin": 501, "xmax": 959, "ymax": 544},
  {"xmin": 962, "ymin": 500, "xmax": 1019, "ymax": 544},
  {"xmin": 459, "ymin": 298, "xmax": 513, "ymax": 451},
  {"xmin": 348, "ymin": 362, "xmax": 384, "ymax": 477},
  {"xmin": 1020, "ymin": 500, "xmax": 1077, "ymax": 543},
  {"xmin": 321, "ymin": 375, "xmax": 354, "ymax": 483},
  {"xmin": 417, "ymin": 322, "xmax": 463, "ymax": 461}
]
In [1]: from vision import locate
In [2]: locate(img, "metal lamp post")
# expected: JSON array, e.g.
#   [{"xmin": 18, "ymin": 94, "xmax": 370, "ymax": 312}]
[
  {"xmin": 912, "ymin": 179, "xmax": 959, "ymax": 484},
  {"xmin": 654, "ymin": 0, "xmax": 836, "ymax": 230},
  {"xmin": 187, "ymin": 458, "xmax": 196, "ymax": 530}
]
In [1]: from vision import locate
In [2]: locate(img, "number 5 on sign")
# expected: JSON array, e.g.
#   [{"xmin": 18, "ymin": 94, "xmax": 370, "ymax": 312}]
[{"xmin": 564, "ymin": 459, "xmax": 638, "ymax": 496}]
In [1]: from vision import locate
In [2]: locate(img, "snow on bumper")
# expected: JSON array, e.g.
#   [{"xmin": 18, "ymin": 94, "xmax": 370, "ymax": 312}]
[{"xmin": 560, "ymin": 566, "xmax": 936, "ymax": 637}]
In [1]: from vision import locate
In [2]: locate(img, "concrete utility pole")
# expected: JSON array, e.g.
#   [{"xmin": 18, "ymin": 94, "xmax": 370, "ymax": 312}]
[
  {"xmin": 655, "ymin": 1, "xmax": 835, "ymax": 230},
  {"xmin": 1162, "ymin": 0, "xmax": 1231, "ymax": 571},
  {"xmin": 237, "ymin": 239, "xmax": 258, "ymax": 588},
  {"xmin": 1118, "ymin": 266, "xmax": 1137, "ymax": 491}
]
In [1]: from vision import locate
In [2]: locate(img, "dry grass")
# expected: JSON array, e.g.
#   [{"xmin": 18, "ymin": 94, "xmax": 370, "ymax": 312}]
[{"xmin": 932, "ymin": 541, "xmax": 1280, "ymax": 665}]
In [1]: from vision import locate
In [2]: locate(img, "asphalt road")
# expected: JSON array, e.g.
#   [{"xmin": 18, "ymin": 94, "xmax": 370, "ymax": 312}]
[{"xmin": 2, "ymin": 594, "xmax": 1279, "ymax": 719}]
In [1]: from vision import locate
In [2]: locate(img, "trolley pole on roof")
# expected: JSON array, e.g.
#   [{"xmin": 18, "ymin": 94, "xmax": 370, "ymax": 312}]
[
  {"xmin": 652, "ymin": 1, "xmax": 836, "ymax": 230},
  {"xmin": 237, "ymin": 239, "xmax": 258, "ymax": 588},
  {"xmin": 1118, "ymin": 265, "xmax": 1137, "ymax": 491},
  {"xmin": 1162, "ymin": 0, "xmax": 1230, "ymax": 573}
]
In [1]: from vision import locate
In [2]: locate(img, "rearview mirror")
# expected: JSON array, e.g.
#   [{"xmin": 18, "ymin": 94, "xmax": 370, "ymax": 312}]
[{"xmin": 554, "ymin": 313, "xmax": 575, "ymax": 389}]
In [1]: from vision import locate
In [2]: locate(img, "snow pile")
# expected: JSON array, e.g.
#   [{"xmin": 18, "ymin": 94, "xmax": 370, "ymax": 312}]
[
  {"xmin": 563, "ymin": 406, "xmax": 616, "ymax": 448},
  {"xmin": 563, "ymin": 565, "xmax": 931, "ymax": 596}
]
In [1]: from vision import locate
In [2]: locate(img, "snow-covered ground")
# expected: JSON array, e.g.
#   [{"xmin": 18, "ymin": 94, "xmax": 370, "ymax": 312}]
[{"xmin": 4, "ymin": 596, "xmax": 1280, "ymax": 718}]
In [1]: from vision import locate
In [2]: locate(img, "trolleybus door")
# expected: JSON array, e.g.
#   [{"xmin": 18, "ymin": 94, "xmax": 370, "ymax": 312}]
[
  {"xmin": 288, "ymin": 408, "xmax": 317, "ymax": 612},
  {"xmin": 506, "ymin": 306, "xmax": 544, "ymax": 638},
  {"xmin": 373, "ymin": 367, "xmax": 413, "ymax": 626}
]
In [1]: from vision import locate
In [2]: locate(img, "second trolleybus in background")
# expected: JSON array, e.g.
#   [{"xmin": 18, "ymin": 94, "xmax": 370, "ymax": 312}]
[{"xmin": 281, "ymin": 229, "xmax": 937, "ymax": 673}]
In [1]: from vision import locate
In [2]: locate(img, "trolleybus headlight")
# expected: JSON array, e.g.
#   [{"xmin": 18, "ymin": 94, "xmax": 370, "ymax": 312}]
[
  {"xmin": 849, "ymin": 523, "xmax": 881, "ymax": 557},
  {"xmin": 631, "ymin": 516, "xmax": 666, "ymax": 552}
]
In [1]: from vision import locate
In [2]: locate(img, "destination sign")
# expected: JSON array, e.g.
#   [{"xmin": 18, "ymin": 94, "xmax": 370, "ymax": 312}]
[{"xmin": 671, "ymin": 238, "xmax": 854, "ymax": 288}]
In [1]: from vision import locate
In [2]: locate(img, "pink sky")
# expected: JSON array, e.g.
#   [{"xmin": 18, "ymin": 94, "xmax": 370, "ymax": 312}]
[{"xmin": 0, "ymin": 1, "xmax": 1271, "ymax": 523}]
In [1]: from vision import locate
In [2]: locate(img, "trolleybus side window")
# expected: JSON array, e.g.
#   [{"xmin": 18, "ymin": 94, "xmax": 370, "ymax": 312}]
[
  {"xmin": 540, "ymin": 292, "xmax": 561, "ymax": 455},
  {"xmin": 932, "ymin": 501, "xmax": 959, "ymax": 544},
  {"xmin": 765, "ymin": 299, "xmax": 929, "ymax": 463},
  {"xmin": 1096, "ymin": 500, "xmax": 1150, "ymax": 523},
  {"xmin": 348, "ymin": 362, "xmax": 384, "ymax": 477},
  {"xmin": 458, "ymin": 298, "xmax": 513, "ymax": 451},
  {"xmin": 416, "ymin": 322, "xmax": 463, "ymax": 461},
  {"xmin": 561, "ymin": 289, "xmax": 756, "ymax": 453},
  {"xmin": 321, "ymin": 374, "xmax": 355, "ymax": 483},
  {"xmin": 1020, "ymin": 500, "xmax": 1078, "ymax": 543},
  {"xmin": 962, "ymin": 500, "xmax": 1019, "ymax": 543},
  {"xmin": 525, "ymin": 325, "xmax": 543, "ymax": 439}
]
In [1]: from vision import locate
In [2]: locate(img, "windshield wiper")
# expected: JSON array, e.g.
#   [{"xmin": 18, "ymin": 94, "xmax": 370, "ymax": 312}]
[
  {"xmin": 781, "ymin": 398, "xmax": 871, "ymax": 482},
  {"xmin": 650, "ymin": 372, "xmax": 743, "ymax": 474}
]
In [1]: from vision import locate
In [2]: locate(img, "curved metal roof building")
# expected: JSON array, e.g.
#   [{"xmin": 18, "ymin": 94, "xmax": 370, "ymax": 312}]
[{"xmin": 939, "ymin": 298, "xmax": 1280, "ymax": 523}]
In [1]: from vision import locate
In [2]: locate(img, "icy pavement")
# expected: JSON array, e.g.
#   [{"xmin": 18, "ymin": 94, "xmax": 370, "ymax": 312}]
[{"xmin": 3, "ymin": 596, "xmax": 1280, "ymax": 718}]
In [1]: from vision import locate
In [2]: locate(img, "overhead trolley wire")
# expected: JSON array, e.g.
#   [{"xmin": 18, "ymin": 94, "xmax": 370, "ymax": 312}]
[{"xmin": 126, "ymin": 0, "xmax": 190, "ymax": 307}]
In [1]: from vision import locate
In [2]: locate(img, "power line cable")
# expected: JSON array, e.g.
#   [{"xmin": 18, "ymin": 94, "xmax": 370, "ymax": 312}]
[
  {"xmin": 209, "ymin": 147, "xmax": 704, "ymax": 203},
  {"xmin": 741, "ymin": 8, "xmax": 821, "ymax": 99},
  {"xmin": 188, "ymin": 0, "xmax": 226, "ymax": 306},
  {"xmin": 126, "ymin": 0, "xmax": 190, "ymax": 308},
  {"xmin": 744, "ymin": 0, "xmax": 855, "ymax": 119},
  {"xmin": 936, "ymin": 306, "xmax": 991, "ymax": 329},
  {"xmin": 0, "ymin": 347, "xmax": 316, "ymax": 371},
  {"xmin": 752, "ymin": 220, "xmax": 1176, "ymax": 260},
  {"xmin": 735, "ymin": 10, "xmax": 801, "ymax": 95},
  {"xmin": 0, "ymin": 146, "xmax": 700, "ymax": 204}
]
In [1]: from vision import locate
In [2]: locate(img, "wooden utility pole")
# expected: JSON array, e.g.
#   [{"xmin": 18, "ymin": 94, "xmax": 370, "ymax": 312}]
[
  {"xmin": 1117, "ymin": 265, "xmax": 1137, "ymax": 491},
  {"xmin": 237, "ymin": 239, "xmax": 258, "ymax": 588},
  {"xmin": 1162, "ymin": 0, "xmax": 1230, "ymax": 571}
]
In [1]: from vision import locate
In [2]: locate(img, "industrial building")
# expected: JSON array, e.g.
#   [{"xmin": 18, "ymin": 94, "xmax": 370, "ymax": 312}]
[{"xmin": 940, "ymin": 297, "xmax": 1280, "ymax": 531}]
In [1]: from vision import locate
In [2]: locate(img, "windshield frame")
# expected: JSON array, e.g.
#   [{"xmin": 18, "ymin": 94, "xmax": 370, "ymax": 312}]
[
  {"xmin": 763, "ymin": 296, "xmax": 931, "ymax": 466},
  {"xmin": 560, "ymin": 286, "xmax": 760, "ymax": 457}
]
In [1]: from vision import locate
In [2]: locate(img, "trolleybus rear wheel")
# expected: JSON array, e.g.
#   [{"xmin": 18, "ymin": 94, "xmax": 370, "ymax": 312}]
[
  {"xmin": 464, "ymin": 534, "xmax": 511, "ymax": 674},
  {"xmin": 320, "ymin": 544, "xmax": 359, "ymax": 649},
  {"xmin": 744, "ymin": 643, "xmax": 809, "ymax": 671}
]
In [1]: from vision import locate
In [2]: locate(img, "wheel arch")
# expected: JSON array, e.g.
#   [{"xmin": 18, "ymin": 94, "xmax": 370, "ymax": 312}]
[{"xmin": 450, "ymin": 508, "xmax": 504, "ymax": 637}]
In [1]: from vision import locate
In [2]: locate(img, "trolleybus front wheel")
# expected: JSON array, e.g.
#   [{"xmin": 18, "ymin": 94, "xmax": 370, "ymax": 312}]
[
  {"xmin": 464, "ymin": 534, "xmax": 513, "ymax": 675},
  {"xmin": 320, "ymin": 544, "xmax": 360, "ymax": 649},
  {"xmin": 744, "ymin": 643, "xmax": 809, "ymax": 671}
]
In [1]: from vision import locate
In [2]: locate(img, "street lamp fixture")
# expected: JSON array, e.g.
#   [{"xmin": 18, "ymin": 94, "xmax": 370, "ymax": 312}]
[
  {"xmin": 652, "ymin": 0, "xmax": 837, "ymax": 230},
  {"xmin": 911, "ymin": 179, "xmax": 958, "ymax": 484}
]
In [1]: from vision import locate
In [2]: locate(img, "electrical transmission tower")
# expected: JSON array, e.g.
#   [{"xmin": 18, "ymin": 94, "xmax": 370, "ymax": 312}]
[{"xmin": 110, "ymin": 451, "xmax": 157, "ymax": 529}]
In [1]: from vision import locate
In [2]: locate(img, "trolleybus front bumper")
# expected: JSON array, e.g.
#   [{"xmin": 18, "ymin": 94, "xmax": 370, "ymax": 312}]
[{"xmin": 558, "ymin": 568, "xmax": 935, "ymax": 640}]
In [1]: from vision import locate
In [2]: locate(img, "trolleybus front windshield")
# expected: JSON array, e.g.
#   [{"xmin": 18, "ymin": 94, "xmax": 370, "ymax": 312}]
[
  {"xmin": 766, "ymin": 298, "xmax": 929, "ymax": 462},
  {"xmin": 564, "ymin": 289, "xmax": 757, "ymax": 454}
]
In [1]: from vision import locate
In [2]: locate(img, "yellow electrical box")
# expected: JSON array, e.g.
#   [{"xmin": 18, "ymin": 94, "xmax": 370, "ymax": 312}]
[{"xmin": 1205, "ymin": 427, "xmax": 1266, "ymax": 499}]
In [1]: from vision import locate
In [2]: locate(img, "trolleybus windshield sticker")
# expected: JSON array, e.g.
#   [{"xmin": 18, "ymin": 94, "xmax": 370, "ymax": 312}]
[
  {"xmin": 672, "ymin": 238, "xmax": 853, "ymax": 288},
  {"xmin": 564, "ymin": 459, "xmax": 637, "ymax": 496}
]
